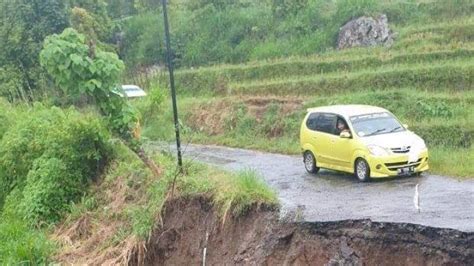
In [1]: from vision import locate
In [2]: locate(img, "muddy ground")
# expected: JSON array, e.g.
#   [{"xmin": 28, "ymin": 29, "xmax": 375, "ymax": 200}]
[
  {"xmin": 154, "ymin": 143, "xmax": 474, "ymax": 232},
  {"xmin": 130, "ymin": 197, "xmax": 474, "ymax": 265}
]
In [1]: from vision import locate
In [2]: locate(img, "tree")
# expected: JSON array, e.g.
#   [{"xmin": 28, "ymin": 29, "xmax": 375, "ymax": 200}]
[
  {"xmin": 68, "ymin": 0, "xmax": 114, "ymax": 42},
  {"xmin": 134, "ymin": 0, "xmax": 162, "ymax": 12},
  {"xmin": 40, "ymin": 28, "xmax": 137, "ymax": 140},
  {"xmin": 106, "ymin": 0, "xmax": 138, "ymax": 18},
  {"xmin": 0, "ymin": 0, "xmax": 69, "ymax": 100},
  {"xmin": 41, "ymin": 28, "xmax": 161, "ymax": 176}
]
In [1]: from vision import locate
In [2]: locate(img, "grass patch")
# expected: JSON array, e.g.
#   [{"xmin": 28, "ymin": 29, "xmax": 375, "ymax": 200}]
[
  {"xmin": 0, "ymin": 217, "xmax": 54, "ymax": 264},
  {"xmin": 164, "ymin": 157, "xmax": 278, "ymax": 217},
  {"xmin": 0, "ymin": 192, "xmax": 55, "ymax": 264},
  {"xmin": 214, "ymin": 169, "xmax": 278, "ymax": 217},
  {"xmin": 429, "ymin": 147, "xmax": 474, "ymax": 178}
]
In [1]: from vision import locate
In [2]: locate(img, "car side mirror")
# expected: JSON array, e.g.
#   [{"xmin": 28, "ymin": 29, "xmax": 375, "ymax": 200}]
[
  {"xmin": 403, "ymin": 124, "xmax": 409, "ymax": 129},
  {"xmin": 340, "ymin": 131, "xmax": 352, "ymax": 138}
]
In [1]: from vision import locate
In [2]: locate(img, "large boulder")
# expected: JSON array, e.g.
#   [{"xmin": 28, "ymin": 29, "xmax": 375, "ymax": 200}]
[{"xmin": 337, "ymin": 14, "xmax": 395, "ymax": 49}]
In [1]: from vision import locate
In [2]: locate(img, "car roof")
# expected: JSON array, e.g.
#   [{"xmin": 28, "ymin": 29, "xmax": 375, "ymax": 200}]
[
  {"xmin": 306, "ymin": 105, "xmax": 390, "ymax": 118},
  {"xmin": 122, "ymin": 85, "xmax": 142, "ymax": 90}
]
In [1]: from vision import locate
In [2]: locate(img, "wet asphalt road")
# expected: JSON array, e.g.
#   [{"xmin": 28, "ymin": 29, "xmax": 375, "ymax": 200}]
[{"xmin": 156, "ymin": 143, "xmax": 474, "ymax": 232}]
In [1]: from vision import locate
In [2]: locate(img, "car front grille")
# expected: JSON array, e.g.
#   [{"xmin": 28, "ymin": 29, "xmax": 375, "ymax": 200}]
[
  {"xmin": 384, "ymin": 158, "xmax": 423, "ymax": 171},
  {"xmin": 390, "ymin": 146, "xmax": 411, "ymax": 153}
]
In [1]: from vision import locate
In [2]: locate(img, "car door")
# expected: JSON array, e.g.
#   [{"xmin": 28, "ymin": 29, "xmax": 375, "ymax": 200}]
[
  {"xmin": 304, "ymin": 113, "xmax": 324, "ymax": 162},
  {"xmin": 312, "ymin": 113, "xmax": 337, "ymax": 166},
  {"xmin": 326, "ymin": 116, "xmax": 353, "ymax": 171}
]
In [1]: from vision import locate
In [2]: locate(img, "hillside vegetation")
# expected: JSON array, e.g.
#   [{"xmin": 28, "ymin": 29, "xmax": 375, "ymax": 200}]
[
  {"xmin": 0, "ymin": 101, "xmax": 276, "ymax": 263},
  {"xmin": 122, "ymin": 0, "xmax": 474, "ymax": 69},
  {"xmin": 141, "ymin": 4, "xmax": 474, "ymax": 177}
]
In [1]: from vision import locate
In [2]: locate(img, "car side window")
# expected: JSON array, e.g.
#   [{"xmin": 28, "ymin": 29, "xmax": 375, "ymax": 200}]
[
  {"xmin": 315, "ymin": 113, "xmax": 337, "ymax": 134},
  {"xmin": 306, "ymin": 113, "xmax": 320, "ymax": 131},
  {"xmin": 336, "ymin": 116, "xmax": 350, "ymax": 135}
]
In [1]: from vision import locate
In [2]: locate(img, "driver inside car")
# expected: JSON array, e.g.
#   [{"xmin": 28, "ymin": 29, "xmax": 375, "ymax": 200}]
[{"xmin": 336, "ymin": 118, "xmax": 349, "ymax": 135}]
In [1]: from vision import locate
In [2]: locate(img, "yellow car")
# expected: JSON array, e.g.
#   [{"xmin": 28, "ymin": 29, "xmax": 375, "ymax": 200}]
[{"xmin": 300, "ymin": 105, "xmax": 429, "ymax": 181}]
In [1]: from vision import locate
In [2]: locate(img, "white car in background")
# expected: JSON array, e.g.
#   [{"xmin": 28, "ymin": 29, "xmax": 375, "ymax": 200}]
[{"xmin": 114, "ymin": 85, "xmax": 147, "ymax": 98}]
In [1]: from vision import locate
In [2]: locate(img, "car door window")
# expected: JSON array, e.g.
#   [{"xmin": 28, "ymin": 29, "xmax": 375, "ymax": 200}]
[
  {"xmin": 315, "ymin": 113, "xmax": 337, "ymax": 134},
  {"xmin": 306, "ymin": 113, "xmax": 320, "ymax": 131}
]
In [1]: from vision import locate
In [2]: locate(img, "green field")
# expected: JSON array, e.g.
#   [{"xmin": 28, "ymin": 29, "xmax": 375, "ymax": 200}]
[{"xmin": 141, "ymin": 16, "xmax": 474, "ymax": 178}]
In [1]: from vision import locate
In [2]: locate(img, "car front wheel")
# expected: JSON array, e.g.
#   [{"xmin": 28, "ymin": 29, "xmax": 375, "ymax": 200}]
[
  {"xmin": 304, "ymin": 151, "xmax": 319, "ymax": 174},
  {"xmin": 355, "ymin": 158, "xmax": 370, "ymax": 182}
]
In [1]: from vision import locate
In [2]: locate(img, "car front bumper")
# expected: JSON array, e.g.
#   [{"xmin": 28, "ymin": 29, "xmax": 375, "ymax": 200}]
[{"xmin": 366, "ymin": 149, "xmax": 429, "ymax": 178}]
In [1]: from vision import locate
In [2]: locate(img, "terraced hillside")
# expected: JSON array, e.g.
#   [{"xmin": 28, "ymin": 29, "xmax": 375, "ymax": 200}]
[
  {"xmin": 143, "ymin": 16, "xmax": 474, "ymax": 177},
  {"xmin": 168, "ymin": 17, "xmax": 474, "ymax": 95}
]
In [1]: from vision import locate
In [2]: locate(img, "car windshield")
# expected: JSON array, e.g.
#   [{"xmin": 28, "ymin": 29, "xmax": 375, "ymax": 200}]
[
  {"xmin": 350, "ymin": 112, "xmax": 404, "ymax": 137},
  {"xmin": 123, "ymin": 87, "xmax": 141, "ymax": 92}
]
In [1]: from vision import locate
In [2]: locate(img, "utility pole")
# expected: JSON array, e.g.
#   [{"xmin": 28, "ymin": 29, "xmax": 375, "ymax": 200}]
[{"xmin": 161, "ymin": 0, "xmax": 183, "ymax": 171}]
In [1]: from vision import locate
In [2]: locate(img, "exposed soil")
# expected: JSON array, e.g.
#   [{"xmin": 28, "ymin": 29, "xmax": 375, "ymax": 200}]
[
  {"xmin": 243, "ymin": 96, "xmax": 303, "ymax": 119},
  {"xmin": 130, "ymin": 197, "xmax": 473, "ymax": 266},
  {"xmin": 186, "ymin": 96, "xmax": 303, "ymax": 136}
]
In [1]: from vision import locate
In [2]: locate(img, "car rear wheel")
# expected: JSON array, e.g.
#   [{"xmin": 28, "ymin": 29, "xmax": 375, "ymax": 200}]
[
  {"xmin": 304, "ymin": 151, "xmax": 319, "ymax": 174},
  {"xmin": 355, "ymin": 158, "xmax": 370, "ymax": 182}
]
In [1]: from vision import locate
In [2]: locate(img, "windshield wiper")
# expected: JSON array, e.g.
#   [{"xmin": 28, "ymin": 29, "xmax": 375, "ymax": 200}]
[
  {"xmin": 366, "ymin": 128, "xmax": 386, "ymax": 136},
  {"xmin": 389, "ymin": 126, "xmax": 401, "ymax": 133}
]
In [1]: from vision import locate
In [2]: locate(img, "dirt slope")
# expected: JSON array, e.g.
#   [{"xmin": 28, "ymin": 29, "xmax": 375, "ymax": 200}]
[{"xmin": 130, "ymin": 197, "xmax": 473, "ymax": 265}]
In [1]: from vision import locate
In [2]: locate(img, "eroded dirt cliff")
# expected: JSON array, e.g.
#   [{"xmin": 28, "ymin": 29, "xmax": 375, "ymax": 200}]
[{"xmin": 130, "ymin": 197, "xmax": 473, "ymax": 265}]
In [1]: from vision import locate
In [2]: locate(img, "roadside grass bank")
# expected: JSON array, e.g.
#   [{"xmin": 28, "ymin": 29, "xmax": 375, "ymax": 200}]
[
  {"xmin": 139, "ymin": 89, "xmax": 474, "ymax": 178},
  {"xmin": 0, "ymin": 100, "xmax": 277, "ymax": 264},
  {"xmin": 52, "ymin": 141, "xmax": 277, "ymax": 264}
]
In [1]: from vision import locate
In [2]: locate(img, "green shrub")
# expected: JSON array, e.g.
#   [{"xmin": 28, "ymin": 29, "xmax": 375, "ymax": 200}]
[
  {"xmin": 134, "ymin": 81, "xmax": 167, "ymax": 125},
  {"xmin": 416, "ymin": 100, "xmax": 454, "ymax": 119},
  {"xmin": 0, "ymin": 99, "xmax": 15, "ymax": 139},
  {"xmin": 0, "ymin": 106, "xmax": 110, "ymax": 224},
  {"xmin": 121, "ymin": 13, "xmax": 167, "ymax": 67},
  {"xmin": 19, "ymin": 157, "xmax": 84, "ymax": 225}
]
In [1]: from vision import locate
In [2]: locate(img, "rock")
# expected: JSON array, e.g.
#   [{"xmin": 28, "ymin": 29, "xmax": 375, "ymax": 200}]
[
  {"xmin": 337, "ymin": 14, "xmax": 395, "ymax": 49},
  {"xmin": 326, "ymin": 238, "xmax": 362, "ymax": 266}
]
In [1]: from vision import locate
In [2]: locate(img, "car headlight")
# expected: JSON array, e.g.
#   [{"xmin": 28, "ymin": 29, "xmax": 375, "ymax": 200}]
[{"xmin": 367, "ymin": 145, "xmax": 391, "ymax": 156}]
